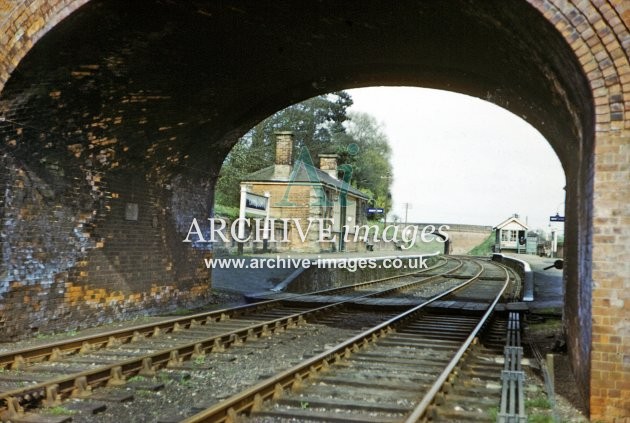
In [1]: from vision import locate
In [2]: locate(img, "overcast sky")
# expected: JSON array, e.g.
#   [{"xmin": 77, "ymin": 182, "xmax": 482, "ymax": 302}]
[{"xmin": 347, "ymin": 87, "xmax": 566, "ymax": 231}]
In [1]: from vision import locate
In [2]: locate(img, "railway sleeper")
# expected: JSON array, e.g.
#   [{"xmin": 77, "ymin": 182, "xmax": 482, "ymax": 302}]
[
  {"xmin": 276, "ymin": 396, "xmax": 412, "ymax": 414},
  {"xmin": 312, "ymin": 375, "xmax": 428, "ymax": 392},
  {"xmin": 338, "ymin": 363, "xmax": 451, "ymax": 377},
  {"xmin": 251, "ymin": 408, "xmax": 403, "ymax": 423},
  {"xmin": 332, "ymin": 366, "xmax": 437, "ymax": 381},
  {"xmin": 342, "ymin": 356, "xmax": 448, "ymax": 369}
]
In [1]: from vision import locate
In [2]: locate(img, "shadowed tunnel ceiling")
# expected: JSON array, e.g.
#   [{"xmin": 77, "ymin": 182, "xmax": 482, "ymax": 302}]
[{"xmin": 0, "ymin": 0, "xmax": 592, "ymax": 176}]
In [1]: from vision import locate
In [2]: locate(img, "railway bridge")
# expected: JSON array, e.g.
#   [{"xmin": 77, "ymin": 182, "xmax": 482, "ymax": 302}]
[
  {"xmin": 0, "ymin": 0, "xmax": 628, "ymax": 419},
  {"xmin": 411, "ymin": 223, "xmax": 493, "ymax": 255}
]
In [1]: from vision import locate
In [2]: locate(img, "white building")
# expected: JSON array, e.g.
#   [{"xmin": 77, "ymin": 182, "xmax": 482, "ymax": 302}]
[{"xmin": 494, "ymin": 214, "xmax": 529, "ymax": 253}]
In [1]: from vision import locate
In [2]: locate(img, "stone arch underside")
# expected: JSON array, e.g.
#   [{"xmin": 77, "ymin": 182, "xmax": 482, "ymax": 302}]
[{"xmin": 0, "ymin": 0, "xmax": 628, "ymax": 419}]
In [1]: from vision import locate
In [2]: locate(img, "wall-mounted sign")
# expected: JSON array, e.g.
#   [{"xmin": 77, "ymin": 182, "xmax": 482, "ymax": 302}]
[
  {"xmin": 245, "ymin": 192, "xmax": 268, "ymax": 215},
  {"xmin": 125, "ymin": 203, "xmax": 139, "ymax": 221}
]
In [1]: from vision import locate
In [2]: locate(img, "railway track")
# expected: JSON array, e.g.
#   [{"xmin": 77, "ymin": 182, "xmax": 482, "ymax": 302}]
[
  {"xmin": 0, "ymin": 256, "xmax": 491, "ymax": 421},
  {"xmin": 0, "ymin": 256, "xmax": 453, "ymax": 370},
  {"xmin": 175, "ymin": 259, "xmax": 512, "ymax": 422}
]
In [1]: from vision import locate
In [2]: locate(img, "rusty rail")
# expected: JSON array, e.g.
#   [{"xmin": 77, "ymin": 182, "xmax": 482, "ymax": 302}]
[
  {"xmin": 404, "ymin": 265, "xmax": 509, "ymax": 422},
  {"xmin": 0, "ymin": 256, "xmax": 451, "ymax": 370},
  {"xmin": 178, "ymin": 259, "xmax": 489, "ymax": 423},
  {"xmin": 0, "ymin": 256, "xmax": 465, "ymax": 415}
]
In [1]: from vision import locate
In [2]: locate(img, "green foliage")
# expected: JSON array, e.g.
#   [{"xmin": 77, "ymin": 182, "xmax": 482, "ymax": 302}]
[
  {"xmin": 215, "ymin": 92, "xmax": 353, "ymax": 207},
  {"xmin": 526, "ymin": 396, "xmax": 552, "ymax": 409},
  {"xmin": 215, "ymin": 93, "xmax": 393, "ymax": 213},
  {"xmin": 35, "ymin": 328, "xmax": 78, "ymax": 340},
  {"xmin": 527, "ymin": 414, "xmax": 554, "ymax": 423},
  {"xmin": 47, "ymin": 406, "xmax": 75, "ymax": 416},
  {"xmin": 335, "ymin": 111, "xmax": 393, "ymax": 216},
  {"xmin": 135, "ymin": 389, "xmax": 154, "ymax": 397},
  {"xmin": 468, "ymin": 230, "xmax": 496, "ymax": 256},
  {"xmin": 214, "ymin": 204, "xmax": 240, "ymax": 220}
]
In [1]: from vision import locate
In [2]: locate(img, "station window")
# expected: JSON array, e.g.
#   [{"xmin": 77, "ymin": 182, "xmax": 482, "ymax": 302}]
[{"xmin": 501, "ymin": 230, "xmax": 518, "ymax": 242}]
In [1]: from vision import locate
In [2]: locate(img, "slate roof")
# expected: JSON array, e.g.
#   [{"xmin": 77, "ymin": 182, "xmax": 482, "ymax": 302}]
[
  {"xmin": 243, "ymin": 164, "xmax": 369, "ymax": 200},
  {"xmin": 494, "ymin": 215, "xmax": 529, "ymax": 231}
]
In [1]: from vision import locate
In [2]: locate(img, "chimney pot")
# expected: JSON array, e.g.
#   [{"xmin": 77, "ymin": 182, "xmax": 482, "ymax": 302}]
[
  {"xmin": 274, "ymin": 131, "xmax": 294, "ymax": 179},
  {"xmin": 319, "ymin": 153, "xmax": 339, "ymax": 179},
  {"xmin": 275, "ymin": 131, "xmax": 293, "ymax": 165}
]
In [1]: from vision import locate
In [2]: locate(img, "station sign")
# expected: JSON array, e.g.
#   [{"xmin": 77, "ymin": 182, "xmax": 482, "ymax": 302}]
[
  {"xmin": 367, "ymin": 207, "xmax": 384, "ymax": 214},
  {"xmin": 245, "ymin": 192, "xmax": 268, "ymax": 216},
  {"xmin": 549, "ymin": 213, "xmax": 565, "ymax": 222}
]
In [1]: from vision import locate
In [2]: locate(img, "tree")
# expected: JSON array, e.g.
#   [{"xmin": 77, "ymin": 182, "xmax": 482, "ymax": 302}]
[
  {"xmin": 334, "ymin": 112, "xmax": 393, "ymax": 217},
  {"xmin": 278, "ymin": 91, "xmax": 352, "ymax": 158},
  {"xmin": 216, "ymin": 92, "xmax": 353, "ymax": 207},
  {"xmin": 215, "ymin": 94, "xmax": 393, "ymax": 215}
]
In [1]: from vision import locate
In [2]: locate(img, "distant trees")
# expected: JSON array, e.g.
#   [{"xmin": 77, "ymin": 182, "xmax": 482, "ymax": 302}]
[
  {"xmin": 335, "ymin": 111, "xmax": 393, "ymax": 217},
  {"xmin": 215, "ymin": 92, "xmax": 393, "ymax": 217}
]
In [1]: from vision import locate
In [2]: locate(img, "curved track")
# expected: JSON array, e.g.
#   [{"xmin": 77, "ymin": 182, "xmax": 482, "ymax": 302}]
[
  {"xmin": 179, "ymin": 259, "xmax": 512, "ymax": 423},
  {"xmin": 0, "ymin": 256, "xmax": 494, "ymax": 421}
]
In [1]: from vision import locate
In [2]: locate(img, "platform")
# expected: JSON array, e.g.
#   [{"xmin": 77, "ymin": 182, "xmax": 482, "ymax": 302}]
[{"xmin": 503, "ymin": 254, "xmax": 563, "ymax": 313}]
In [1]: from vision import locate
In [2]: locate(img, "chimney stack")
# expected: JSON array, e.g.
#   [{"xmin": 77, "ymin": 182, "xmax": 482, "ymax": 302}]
[
  {"xmin": 274, "ymin": 131, "xmax": 293, "ymax": 178},
  {"xmin": 319, "ymin": 153, "xmax": 339, "ymax": 179}
]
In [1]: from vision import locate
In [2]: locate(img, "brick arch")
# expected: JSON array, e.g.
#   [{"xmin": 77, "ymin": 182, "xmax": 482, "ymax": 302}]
[
  {"xmin": 0, "ymin": 3, "xmax": 626, "ymax": 146},
  {"xmin": 523, "ymin": 1, "xmax": 630, "ymax": 418},
  {"xmin": 0, "ymin": 0, "xmax": 89, "ymax": 91},
  {"xmin": 0, "ymin": 1, "xmax": 627, "ymax": 420}
]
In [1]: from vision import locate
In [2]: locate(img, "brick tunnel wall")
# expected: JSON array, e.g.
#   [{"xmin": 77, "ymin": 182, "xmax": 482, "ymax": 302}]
[
  {"xmin": 0, "ymin": 147, "xmax": 215, "ymax": 338},
  {"xmin": 528, "ymin": 1, "xmax": 630, "ymax": 418},
  {"xmin": 0, "ymin": 144, "xmax": 214, "ymax": 339},
  {"xmin": 0, "ymin": 0, "xmax": 222, "ymax": 337},
  {"xmin": 0, "ymin": 0, "xmax": 627, "ymax": 419}
]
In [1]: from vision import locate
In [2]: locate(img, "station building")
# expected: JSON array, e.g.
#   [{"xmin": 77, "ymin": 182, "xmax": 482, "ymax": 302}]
[
  {"xmin": 239, "ymin": 132, "xmax": 369, "ymax": 253},
  {"xmin": 494, "ymin": 214, "xmax": 529, "ymax": 253}
]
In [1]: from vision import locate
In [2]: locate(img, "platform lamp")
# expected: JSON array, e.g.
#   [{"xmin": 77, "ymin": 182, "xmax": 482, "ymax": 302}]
[{"xmin": 237, "ymin": 185, "xmax": 247, "ymax": 255}]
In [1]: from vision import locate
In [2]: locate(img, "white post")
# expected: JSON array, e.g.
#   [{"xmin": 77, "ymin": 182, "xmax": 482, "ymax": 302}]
[
  {"xmin": 551, "ymin": 229, "xmax": 557, "ymax": 258},
  {"xmin": 238, "ymin": 185, "xmax": 247, "ymax": 240},
  {"xmin": 263, "ymin": 192, "xmax": 271, "ymax": 240}
]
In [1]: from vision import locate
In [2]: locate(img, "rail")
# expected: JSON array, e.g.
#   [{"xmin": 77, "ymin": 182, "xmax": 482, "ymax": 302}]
[
  {"xmin": 404, "ymin": 265, "xmax": 509, "ymax": 421},
  {"xmin": 0, "ymin": 256, "xmax": 451, "ymax": 370},
  {"xmin": 179, "ymin": 259, "xmax": 492, "ymax": 423},
  {"xmin": 0, "ymin": 256, "xmax": 467, "ymax": 416},
  {"xmin": 492, "ymin": 253, "xmax": 533, "ymax": 301}
]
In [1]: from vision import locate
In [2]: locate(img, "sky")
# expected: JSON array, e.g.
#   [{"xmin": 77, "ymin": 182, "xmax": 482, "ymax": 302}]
[{"xmin": 347, "ymin": 87, "xmax": 566, "ymax": 232}]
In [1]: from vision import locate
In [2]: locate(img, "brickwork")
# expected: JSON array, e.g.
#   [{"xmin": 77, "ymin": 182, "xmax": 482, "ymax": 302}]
[
  {"xmin": 274, "ymin": 132, "xmax": 293, "ymax": 166},
  {"xmin": 0, "ymin": 0, "xmax": 218, "ymax": 339},
  {"xmin": 524, "ymin": 1, "xmax": 630, "ymax": 417},
  {"xmin": 243, "ymin": 181, "xmax": 366, "ymax": 253},
  {"xmin": 0, "ymin": 0, "xmax": 88, "ymax": 90},
  {"xmin": 0, "ymin": 0, "xmax": 627, "ymax": 418},
  {"xmin": 0, "ymin": 150, "xmax": 213, "ymax": 338}
]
